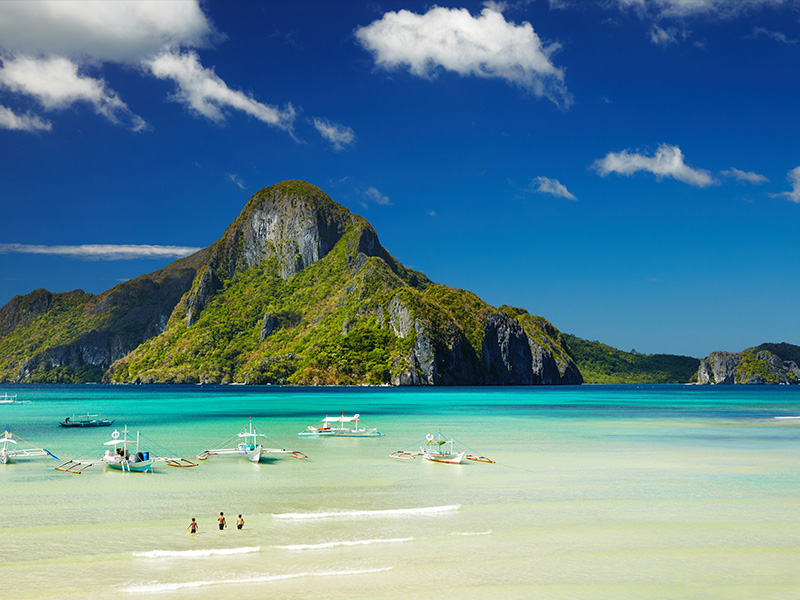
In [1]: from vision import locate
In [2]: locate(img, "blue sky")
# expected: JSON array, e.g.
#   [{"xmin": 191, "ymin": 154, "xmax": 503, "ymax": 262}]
[{"xmin": 1, "ymin": 0, "xmax": 799, "ymax": 358}]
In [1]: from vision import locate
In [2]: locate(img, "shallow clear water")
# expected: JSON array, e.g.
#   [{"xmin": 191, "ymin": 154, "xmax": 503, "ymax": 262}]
[{"xmin": 1, "ymin": 384, "xmax": 799, "ymax": 599}]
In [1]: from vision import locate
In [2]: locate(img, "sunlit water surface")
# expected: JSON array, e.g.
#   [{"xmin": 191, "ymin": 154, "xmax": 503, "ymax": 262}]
[{"xmin": 1, "ymin": 384, "xmax": 798, "ymax": 599}]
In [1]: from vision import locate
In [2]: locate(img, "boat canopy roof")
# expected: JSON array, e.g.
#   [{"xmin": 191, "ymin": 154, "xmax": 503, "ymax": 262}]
[{"xmin": 322, "ymin": 414, "xmax": 360, "ymax": 423}]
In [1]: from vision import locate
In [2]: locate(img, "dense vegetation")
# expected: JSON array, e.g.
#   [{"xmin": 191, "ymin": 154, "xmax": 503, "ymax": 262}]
[{"xmin": 564, "ymin": 335, "xmax": 699, "ymax": 384}]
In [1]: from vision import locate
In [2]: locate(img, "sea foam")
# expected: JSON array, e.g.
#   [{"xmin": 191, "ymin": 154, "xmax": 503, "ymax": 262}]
[
  {"xmin": 276, "ymin": 537, "xmax": 413, "ymax": 550},
  {"xmin": 132, "ymin": 546, "xmax": 260, "ymax": 559},
  {"xmin": 451, "ymin": 530, "xmax": 492, "ymax": 536},
  {"xmin": 121, "ymin": 567, "xmax": 393, "ymax": 593},
  {"xmin": 272, "ymin": 504, "xmax": 460, "ymax": 520}
]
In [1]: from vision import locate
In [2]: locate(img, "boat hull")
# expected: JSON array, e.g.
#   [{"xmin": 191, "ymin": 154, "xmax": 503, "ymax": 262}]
[
  {"xmin": 299, "ymin": 428, "xmax": 383, "ymax": 438},
  {"xmin": 422, "ymin": 451, "xmax": 465, "ymax": 464},
  {"xmin": 105, "ymin": 459, "xmax": 154, "ymax": 472},
  {"xmin": 60, "ymin": 420, "xmax": 114, "ymax": 428}
]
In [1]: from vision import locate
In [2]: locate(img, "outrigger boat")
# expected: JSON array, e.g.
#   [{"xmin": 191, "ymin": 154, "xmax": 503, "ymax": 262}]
[
  {"xmin": 0, "ymin": 393, "xmax": 27, "ymax": 404},
  {"xmin": 59, "ymin": 413, "xmax": 115, "ymax": 428},
  {"xmin": 196, "ymin": 418, "xmax": 307, "ymax": 463},
  {"xmin": 298, "ymin": 412, "xmax": 383, "ymax": 437},
  {"xmin": 55, "ymin": 426, "xmax": 198, "ymax": 474},
  {"xmin": 391, "ymin": 430, "xmax": 494, "ymax": 465},
  {"xmin": 0, "ymin": 429, "xmax": 59, "ymax": 464}
]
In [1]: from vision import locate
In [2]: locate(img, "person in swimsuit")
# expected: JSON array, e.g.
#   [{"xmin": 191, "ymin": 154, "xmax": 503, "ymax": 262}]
[
  {"xmin": 218, "ymin": 512, "xmax": 226, "ymax": 530},
  {"xmin": 188, "ymin": 518, "xmax": 198, "ymax": 533},
  {"xmin": 236, "ymin": 514, "xmax": 244, "ymax": 530}
]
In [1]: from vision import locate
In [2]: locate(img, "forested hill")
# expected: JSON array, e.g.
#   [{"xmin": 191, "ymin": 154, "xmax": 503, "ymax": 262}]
[
  {"xmin": 0, "ymin": 180, "xmax": 581, "ymax": 386},
  {"xmin": 563, "ymin": 335, "xmax": 700, "ymax": 384}
]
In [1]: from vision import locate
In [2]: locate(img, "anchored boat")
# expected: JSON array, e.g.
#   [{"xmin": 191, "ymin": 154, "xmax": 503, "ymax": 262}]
[
  {"xmin": 60, "ymin": 413, "xmax": 115, "ymax": 428},
  {"xmin": 55, "ymin": 426, "xmax": 197, "ymax": 473},
  {"xmin": 298, "ymin": 412, "xmax": 383, "ymax": 437},
  {"xmin": 196, "ymin": 418, "xmax": 307, "ymax": 463},
  {"xmin": 0, "ymin": 429, "xmax": 59, "ymax": 464},
  {"xmin": 391, "ymin": 430, "xmax": 494, "ymax": 465},
  {"xmin": 0, "ymin": 393, "xmax": 27, "ymax": 404}
]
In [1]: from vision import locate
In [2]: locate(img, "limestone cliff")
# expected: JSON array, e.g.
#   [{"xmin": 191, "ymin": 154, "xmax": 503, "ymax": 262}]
[{"xmin": 697, "ymin": 345, "xmax": 800, "ymax": 385}]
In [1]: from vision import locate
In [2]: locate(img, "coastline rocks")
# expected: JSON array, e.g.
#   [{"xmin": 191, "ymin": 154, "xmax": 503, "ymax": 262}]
[{"xmin": 697, "ymin": 348, "xmax": 800, "ymax": 385}]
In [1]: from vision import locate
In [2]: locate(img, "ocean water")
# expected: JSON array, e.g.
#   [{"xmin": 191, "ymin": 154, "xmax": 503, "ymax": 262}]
[{"xmin": 1, "ymin": 384, "xmax": 799, "ymax": 600}]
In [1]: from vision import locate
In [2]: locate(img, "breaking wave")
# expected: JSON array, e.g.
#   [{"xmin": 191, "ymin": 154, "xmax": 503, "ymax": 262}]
[
  {"xmin": 272, "ymin": 504, "xmax": 460, "ymax": 520},
  {"xmin": 276, "ymin": 537, "xmax": 413, "ymax": 550},
  {"xmin": 451, "ymin": 530, "xmax": 492, "ymax": 536},
  {"xmin": 132, "ymin": 546, "xmax": 260, "ymax": 559},
  {"xmin": 121, "ymin": 567, "xmax": 393, "ymax": 592}
]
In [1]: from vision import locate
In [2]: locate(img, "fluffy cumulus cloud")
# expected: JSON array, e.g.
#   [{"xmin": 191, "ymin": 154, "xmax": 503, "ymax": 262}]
[
  {"xmin": 593, "ymin": 143, "xmax": 717, "ymax": 187},
  {"xmin": 531, "ymin": 176, "xmax": 577, "ymax": 200},
  {"xmin": 312, "ymin": 118, "xmax": 356, "ymax": 151},
  {"xmin": 0, "ymin": 243, "xmax": 202, "ymax": 260},
  {"xmin": 0, "ymin": 1, "xmax": 212, "ymax": 63},
  {"xmin": 770, "ymin": 166, "xmax": 800, "ymax": 203},
  {"xmin": 0, "ymin": 104, "xmax": 51, "ymax": 132},
  {"xmin": 0, "ymin": 1, "xmax": 307, "ymax": 135},
  {"xmin": 720, "ymin": 167, "xmax": 769, "ymax": 184},
  {"xmin": 147, "ymin": 51, "xmax": 295, "ymax": 130},
  {"xmin": 355, "ymin": 5, "xmax": 571, "ymax": 108},
  {"xmin": 0, "ymin": 55, "xmax": 147, "ymax": 130}
]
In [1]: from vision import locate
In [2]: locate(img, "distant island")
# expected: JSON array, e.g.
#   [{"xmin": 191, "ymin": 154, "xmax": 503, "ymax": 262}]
[{"xmin": 0, "ymin": 181, "xmax": 796, "ymax": 386}]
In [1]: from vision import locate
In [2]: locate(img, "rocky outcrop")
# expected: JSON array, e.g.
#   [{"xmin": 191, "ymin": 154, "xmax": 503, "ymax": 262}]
[
  {"xmin": 387, "ymin": 297, "xmax": 581, "ymax": 386},
  {"xmin": 697, "ymin": 346, "xmax": 800, "ymax": 385}
]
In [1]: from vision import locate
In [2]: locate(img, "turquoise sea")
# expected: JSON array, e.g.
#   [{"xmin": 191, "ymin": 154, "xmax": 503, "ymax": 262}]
[{"xmin": 1, "ymin": 384, "xmax": 799, "ymax": 600}]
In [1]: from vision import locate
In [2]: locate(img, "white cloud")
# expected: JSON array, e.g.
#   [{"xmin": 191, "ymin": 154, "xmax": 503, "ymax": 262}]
[
  {"xmin": 0, "ymin": 55, "xmax": 147, "ymax": 130},
  {"xmin": 0, "ymin": 2, "xmax": 297, "ymax": 136},
  {"xmin": 750, "ymin": 26, "xmax": 797, "ymax": 45},
  {"xmin": 312, "ymin": 118, "xmax": 355, "ymax": 151},
  {"xmin": 531, "ymin": 176, "xmax": 577, "ymax": 200},
  {"xmin": 0, "ymin": 243, "xmax": 202, "ymax": 260},
  {"xmin": 610, "ymin": 0, "xmax": 788, "ymax": 18},
  {"xmin": 0, "ymin": 104, "xmax": 51, "ymax": 132},
  {"xmin": 769, "ymin": 166, "xmax": 800, "ymax": 203},
  {"xmin": 355, "ymin": 5, "xmax": 571, "ymax": 108},
  {"xmin": 146, "ymin": 51, "xmax": 295, "ymax": 130},
  {"xmin": 720, "ymin": 167, "xmax": 769, "ymax": 184},
  {"xmin": 0, "ymin": 1, "xmax": 213, "ymax": 64},
  {"xmin": 650, "ymin": 25, "xmax": 679, "ymax": 45},
  {"xmin": 593, "ymin": 143, "xmax": 717, "ymax": 187},
  {"xmin": 227, "ymin": 174, "xmax": 246, "ymax": 190},
  {"xmin": 364, "ymin": 187, "xmax": 392, "ymax": 206}
]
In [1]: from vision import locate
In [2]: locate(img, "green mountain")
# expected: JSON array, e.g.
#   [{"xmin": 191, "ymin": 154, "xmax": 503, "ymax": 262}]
[
  {"xmin": 0, "ymin": 181, "xmax": 582, "ymax": 386},
  {"xmin": 697, "ymin": 343, "xmax": 800, "ymax": 385},
  {"xmin": 563, "ymin": 334, "xmax": 699, "ymax": 384}
]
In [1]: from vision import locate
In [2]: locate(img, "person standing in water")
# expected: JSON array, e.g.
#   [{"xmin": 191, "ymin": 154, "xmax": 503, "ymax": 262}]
[
  {"xmin": 236, "ymin": 514, "xmax": 244, "ymax": 530},
  {"xmin": 218, "ymin": 512, "xmax": 226, "ymax": 530},
  {"xmin": 188, "ymin": 518, "xmax": 198, "ymax": 533}
]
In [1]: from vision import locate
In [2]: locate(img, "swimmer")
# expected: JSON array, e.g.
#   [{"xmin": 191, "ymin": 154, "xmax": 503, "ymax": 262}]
[
  {"xmin": 188, "ymin": 518, "xmax": 198, "ymax": 533},
  {"xmin": 236, "ymin": 514, "xmax": 244, "ymax": 530},
  {"xmin": 218, "ymin": 512, "xmax": 226, "ymax": 530}
]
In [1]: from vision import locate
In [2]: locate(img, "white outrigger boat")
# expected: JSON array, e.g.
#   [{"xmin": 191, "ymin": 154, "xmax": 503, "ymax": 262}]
[
  {"xmin": 55, "ymin": 426, "xmax": 198, "ymax": 474},
  {"xmin": 298, "ymin": 412, "xmax": 383, "ymax": 437},
  {"xmin": 0, "ymin": 392, "xmax": 27, "ymax": 404},
  {"xmin": 196, "ymin": 418, "xmax": 307, "ymax": 463},
  {"xmin": 391, "ymin": 430, "xmax": 494, "ymax": 465},
  {"xmin": 0, "ymin": 429, "xmax": 59, "ymax": 464}
]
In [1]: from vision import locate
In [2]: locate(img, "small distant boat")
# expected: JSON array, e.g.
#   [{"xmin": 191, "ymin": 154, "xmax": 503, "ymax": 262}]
[
  {"xmin": 0, "ymin": 393, "xmax": 27, "ymax": 404},
  {"xmin": 196, "ymin": 418, "xmax": 307, "ymax": 463},
  {"xmin": 0, "ymin": 429, "xmax": 59, "ymax": 464},
  {"xmin": 391, "ymin": 430, "xmax": 494, "ymax": 465},
  {"xmin": 59, "ymin": 413, "xmax": 115, "ymax": 428},
  {"xmin": 298, "ymin": 412, "xmax": 384, "ymax": 438},
  {"xmin": 55, "ymin": 426, "xmax": 198, "ymax": 474}
]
